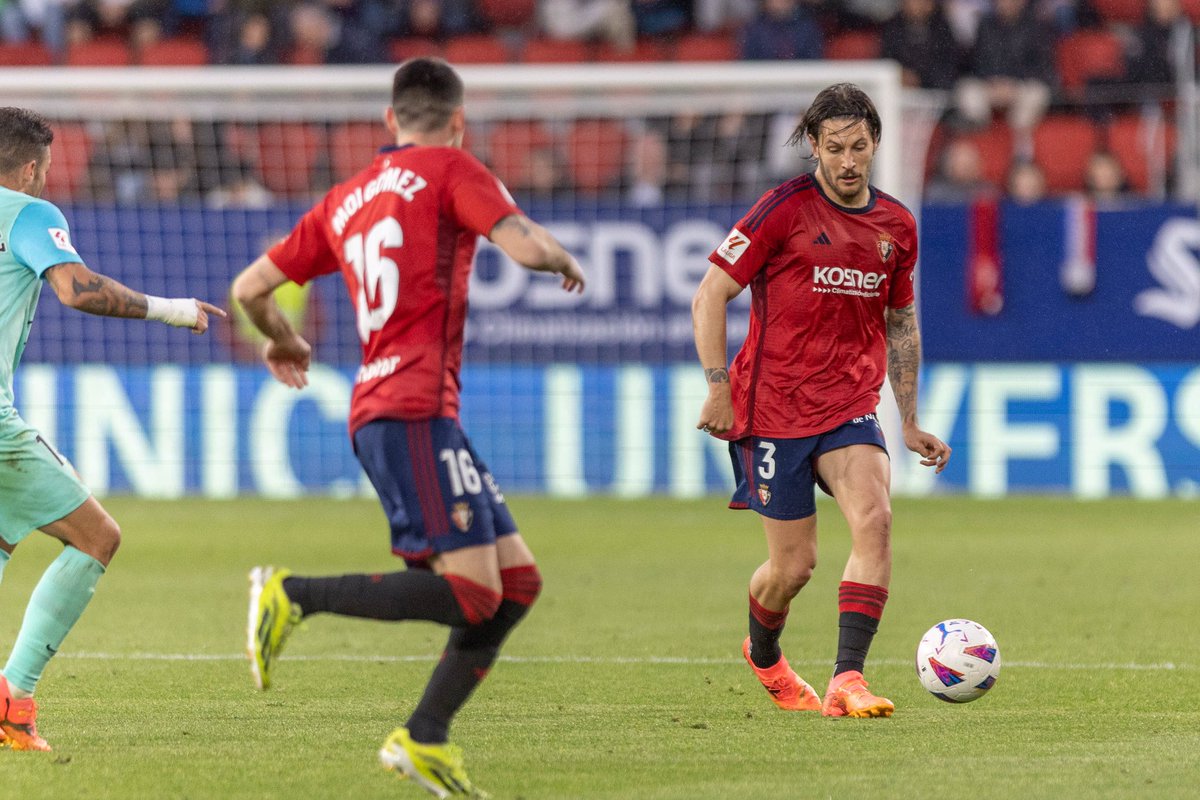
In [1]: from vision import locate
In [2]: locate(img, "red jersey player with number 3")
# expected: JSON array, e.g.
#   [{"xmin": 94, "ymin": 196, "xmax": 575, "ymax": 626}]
[
  {"xmin": 693, "ymin": 84, "xmax": 951, "ymax": 719},
  {"xmin": 233, "ymin": 59, "xmax": 585, "ymax": 798}
]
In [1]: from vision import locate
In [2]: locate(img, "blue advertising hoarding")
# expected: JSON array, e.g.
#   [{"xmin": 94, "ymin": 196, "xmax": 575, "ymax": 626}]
[
  {"xmin": 15, "ymin": 362, "xmax": 1200, "ymax": 499},
  {"xmin": 15, "ymin": 199, "xmax": 1200, "ymax": 497}
]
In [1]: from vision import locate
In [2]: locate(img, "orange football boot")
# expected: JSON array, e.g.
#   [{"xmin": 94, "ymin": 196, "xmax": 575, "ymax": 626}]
[
  {"xmin": 742, "ymin": 637, "xmax": 821, "ymax": 711},
  {"xmin": 821, "ymin": 670, "xmax": 894, "ymax": 718},
  {"xmin": 0, "ymin": 675, "xmax": 50, "ymax": 751}
]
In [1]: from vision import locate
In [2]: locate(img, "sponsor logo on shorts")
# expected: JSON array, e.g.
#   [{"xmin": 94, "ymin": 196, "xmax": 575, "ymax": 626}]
[
  {"xmin": 450, "ymin": 501, "xmax": 473, "ymax": 532},
  {"xmin": 757, "ymin": 484, "xmax": 771, "ymax": 505},
  {"xmin": 716, "ymin": 227, "xmax": 750, "ymax": 265}
]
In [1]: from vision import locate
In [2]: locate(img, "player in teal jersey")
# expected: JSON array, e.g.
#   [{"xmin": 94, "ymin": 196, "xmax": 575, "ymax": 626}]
[{"xmin": 0, "ymin": 107, "xmax": 225, "ymax": 751}]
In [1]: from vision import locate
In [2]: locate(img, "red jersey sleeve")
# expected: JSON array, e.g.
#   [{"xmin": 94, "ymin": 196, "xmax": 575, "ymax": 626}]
[
  {"xmin": 888, "ymin": 215, "xmax": 918, "ymax": 309},
  {"xmin": 709, "ymin": 189, "xmax": 792, "ymax": 287},
  {"xmin": 267, "ymin": 202, "xmax": 338, "ymax": 286},
  {"xmin": 446, "ymin": 154, "xmax": 521, "ymax": 236}
]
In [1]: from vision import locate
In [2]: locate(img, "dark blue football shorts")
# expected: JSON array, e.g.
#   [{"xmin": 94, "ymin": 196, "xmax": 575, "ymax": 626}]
[
  {"xmin": 353, "ymin": 418, "xmax": 518, "ymax": 567},
  {"xmin": 728, "ymin": 413, "xmax": 888, "ymax": 520}
]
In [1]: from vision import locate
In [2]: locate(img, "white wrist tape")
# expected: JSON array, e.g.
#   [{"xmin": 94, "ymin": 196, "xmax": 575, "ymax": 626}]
[{"xmin": 145, "ymin": 296, "xmax": 199, "ymax": 328}]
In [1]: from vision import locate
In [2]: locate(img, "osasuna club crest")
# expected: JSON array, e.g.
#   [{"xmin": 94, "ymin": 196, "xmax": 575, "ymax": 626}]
[
  {"xmin": 877, "ymin": 233, "xmax": 894, "ymax": 262},
  {"xmin": 757, "ymin": 484, "xmax": 772, "ymax": 505},
  {"xmin": 450, "ymin": 502, "xmax": 473, "ymax": 532}
]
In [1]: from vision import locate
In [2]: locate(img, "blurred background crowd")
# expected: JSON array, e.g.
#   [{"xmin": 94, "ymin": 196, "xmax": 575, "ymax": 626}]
[{"xmin": 2, "ymin": 0, "xmax": 1192, "ymax": 206}]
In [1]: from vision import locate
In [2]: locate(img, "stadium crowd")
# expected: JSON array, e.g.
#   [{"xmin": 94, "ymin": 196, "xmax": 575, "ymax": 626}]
[{"xmin": 1, "ymin": 0, "xmax": 1191, "ymax": 203}]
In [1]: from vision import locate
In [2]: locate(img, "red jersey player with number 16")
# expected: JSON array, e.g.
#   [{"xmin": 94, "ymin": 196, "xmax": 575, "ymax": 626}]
[
  {"xmin": 233, "ymin": 58, "xmax": 585, "ymax": 798},
  {"xmin": 693, "ymin": 84, "xmax": 951, "ymax": 719}
]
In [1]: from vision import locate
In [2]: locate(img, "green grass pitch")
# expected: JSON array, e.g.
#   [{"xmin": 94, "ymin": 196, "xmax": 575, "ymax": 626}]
[{"xmin": 1, "ymin": 495, "xmax": 1197, "ymax": 799}]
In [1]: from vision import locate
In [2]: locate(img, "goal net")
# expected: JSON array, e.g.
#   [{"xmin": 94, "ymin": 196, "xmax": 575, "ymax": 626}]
[{"xmin": 3, "ymin": 61, "xmax": 913, "ymax": 499}]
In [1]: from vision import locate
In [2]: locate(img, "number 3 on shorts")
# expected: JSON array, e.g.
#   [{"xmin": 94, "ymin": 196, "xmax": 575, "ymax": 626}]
[
  {"xmin": 757, "ymin": 441, "xmax": 776, "ymax": 480},
  {"xmin": 439, "ymin": 448, "xmax": 482, "ymax": 496}
]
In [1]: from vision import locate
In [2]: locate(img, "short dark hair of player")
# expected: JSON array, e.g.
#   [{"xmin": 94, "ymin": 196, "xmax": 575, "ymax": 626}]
[
  {"xmin": 0, "ymin": 107, "xmax": 54, "ymax": 174},
  {"xmin": 787, "ymin": 83, "xmax": 882, "ymax": 149},
  {"xmin": 391, "ymin": 58, "xmax": 465, "ymax": 134}
]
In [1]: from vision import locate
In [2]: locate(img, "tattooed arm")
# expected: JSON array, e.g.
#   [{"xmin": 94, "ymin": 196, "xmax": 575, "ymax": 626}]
[
  {"xmin": 886, "ymin": 302, "xmax": 952, "ymax": 472},
  {"xmin": 489, "ymin": 213, "xmax": 586, "ymax": 293},
  {"xmin": 886, "ymin": 302, "xmax": 921, "ymax": 427},
  {"xmin": 44, "ymin": 261, "xmax": 224, "ymax": 333},
  {"xmin": 692, "ymin": 265, "xmax": 744, "ymax": 436}
]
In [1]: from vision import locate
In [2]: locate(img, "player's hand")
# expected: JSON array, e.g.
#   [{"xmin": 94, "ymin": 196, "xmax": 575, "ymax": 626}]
[
  {"xmin": 696, "ymin": 384, "xmax": 734, "ymax": 436},
  {"xmin": 190, "ymin": 300, "xmax": 227, "ymax": 335},
  {"xmin": 559, "ymin": 257, "xmax": 586, "ymax": 294},
  {"xmin": 263, "ymin": 334, "xmax": 312, "ymax": 389},
  {"xmin": 904, "ymin": 423, "xmax": 951, "ymax": 473}
]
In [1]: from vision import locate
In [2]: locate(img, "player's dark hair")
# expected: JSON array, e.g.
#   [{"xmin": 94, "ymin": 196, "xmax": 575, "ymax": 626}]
[
  {"xmin": 788, "ymin": 83, "xmax": 881, "ymax": 149},
  {"xmin": 391, "ymin": 58, "xmax": 464, "ymax": 134},
  {"xmin": 0, "ymin": 107, "xmax": 54, "ymax": 174}
]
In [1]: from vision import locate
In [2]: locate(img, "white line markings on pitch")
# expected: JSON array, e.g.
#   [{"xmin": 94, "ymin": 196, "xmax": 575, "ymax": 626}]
[{"xmin": 61, "ymin": 652, "xmax": 1193, "ymax": 671}]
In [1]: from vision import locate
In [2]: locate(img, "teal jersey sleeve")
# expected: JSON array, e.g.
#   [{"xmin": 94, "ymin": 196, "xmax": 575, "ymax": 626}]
[{"xmin": 9, "ymin": 200, "xmax": 85, "ymax": 277}]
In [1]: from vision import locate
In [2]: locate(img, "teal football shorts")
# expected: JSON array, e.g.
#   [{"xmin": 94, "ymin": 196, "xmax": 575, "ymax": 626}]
[{"xmin": 0, "ymin": 417, "xmax": 90, "ymax": 546}]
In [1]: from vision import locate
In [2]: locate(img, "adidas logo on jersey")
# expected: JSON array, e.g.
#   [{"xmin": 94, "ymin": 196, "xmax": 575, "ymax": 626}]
[{"xmin": 812, "ymin": 231, "xmax": 832, "ymax": 245}]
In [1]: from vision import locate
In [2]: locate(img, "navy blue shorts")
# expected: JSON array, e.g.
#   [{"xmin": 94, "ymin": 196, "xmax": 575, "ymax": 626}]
[
  {"xmin": 353, "ymin": 418, "xmax": 518, "ymax": 567},
  {"xmin": 728, "ymin": 413, "xmax": 888, "ymax": 521}
]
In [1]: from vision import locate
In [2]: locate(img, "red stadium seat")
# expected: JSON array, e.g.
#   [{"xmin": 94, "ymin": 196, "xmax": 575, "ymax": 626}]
[
  {"xmin": 66, "ymin": 37, "xmax": 131, "ymax": 66},
  {"xmin": 1089, "ymin": 0, "xmax": 1143, "ymax": 23},
  {"xmin": 595, "ymin": 38, "xmax": 668, "ymax": 62},
  {"xmin": 477, "ymin": 0, "xmax": 536, "ymax": 28},
  {"xmin": 390, "ymin": 38, "xmax": 443, "ymax": 62},
  {"xmin": 231, "ymin": 122, "xmax": 327, "ymax": 196},
  {"xmin": 444, "ymin": 34, "xmax": 512, "ymax": 64},
  {"xmin": 954, "ymin": 123, "xmax": 1014, "ymax": 187},
  {"xmin": 673, "ymin": 32, "xmax": 736, "ymax": 61},
  {"xmin": 42, "ymin": 123, "xmax": 93, "ymax": 202},
  {"xmin": 825, "ymin": 30, "xmax": 881, "ymax": 61},
  {"xmin": 329, "ymin": 122, "xmax": 388, "ymax": 184},
  {"xmin": 520, "ymin": 38, "xmax": 591, "ymax": 63},
  {"xmin": 486, "ymin": 120, "xmax": 557, "ymax": 190},
  {"xmin": 1106, "ymin": 114, "xmax": 1177, "ymax": 193},
  {"xmin": 286, "ymin": 45, "xmax": 324, "ymax": 65},
  {"xmin": 139, "ymin": 37, "xmax": 208, "ymax": 66},
  {"xmin": 565, "ymin": 119, "xmax": 627, "ymax": 193},
  {"xmin": 1034, "ymin": 115, "xmax": 1099, "ymax": 192},
  {"xmin": 1056, "ymin": 30, "xmax": 1125, "ymax": 94},
  {"xmin": 0, "ymin": 42, "xmax": 53, "ymax": 66}
]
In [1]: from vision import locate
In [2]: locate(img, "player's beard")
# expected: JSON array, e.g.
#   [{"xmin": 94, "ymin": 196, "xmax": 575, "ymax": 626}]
[{"xmin": 820, "ymin": 160, "xmax": 871, "ymax": 207}]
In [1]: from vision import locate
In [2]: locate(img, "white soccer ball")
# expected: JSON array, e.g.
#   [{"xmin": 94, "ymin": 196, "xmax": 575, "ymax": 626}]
[{"xmin": 915, "ymin": 619, "xmax": 1001, "ymax": 703}]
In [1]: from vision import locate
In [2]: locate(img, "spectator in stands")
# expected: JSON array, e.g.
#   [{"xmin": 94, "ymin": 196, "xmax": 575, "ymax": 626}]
[
  {"xmin": 737, "ymin": 0, "xmax": 822, "ymax": 61},
  {"xmin": 288, "ymin": 0, "xmax": 388, "ymax": 63},
  {"xmin": 923, "ymin": 135, "xmax": 993, "ymax": 202},
  {"xmin": 943, "ymin": 0, "xmax": 987, "ymax": 47},
  {"xmin": 694, "ymin": 0, "xmax": 755, "ymax": 32},
  {"xmin": 880, "ymin": 0, "xmax": 963, "ymax": 90},
  {"xmin": 1005, "ymin": 159, "xmax": 1046, "ymax": 204},
  {"xmin": 953, "ymin": 0, "xmax": 1054, "ymax": 150},
  {"xmin": 633, "ymin": 0, "xmax": 691, "ymax": 38},
  {"xmin": 395, "ymin": 0, "xmax": 476, "ymax": 40},
  {"xmin": 1127, "ymin": 0, "xmax": 1193, "ymax": 96},
  {"xmin": 538, "ymin": 0, "xmax": 636, "ymax": 50},
  {"xmin": 627, "ymin": 128, "xmax": 669, "ymax": 206},
  {"xmin": 65, "ymin": 0, "xmax": 167, "ymax": 50},
  {"xmin": 0, "ymin": 0, "xmax": 69, "ymax": 58},
  {"xmin": 1084, "ymin": 151, "xmax": 1130, "ymax": 202},
  {"xmin": 207, "ymin": 0, "xmax": 292, "ymax": 65},
  {"xmin": 206, "ymin": 162, "xmax": 275, "ymax": 209}
]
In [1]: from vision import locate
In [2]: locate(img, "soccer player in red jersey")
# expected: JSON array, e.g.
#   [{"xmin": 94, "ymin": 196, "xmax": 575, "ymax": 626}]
[
  {"xmin": 692, "ymin": 84, "xmax": 951, "ymax": 718},
  {"xmin": 232, "ymin": 59, "xmax": 585, "ymax": 797}
]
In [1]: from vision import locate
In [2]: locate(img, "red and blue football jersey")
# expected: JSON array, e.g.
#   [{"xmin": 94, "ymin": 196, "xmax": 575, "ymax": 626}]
[
  {"xmin": 269, "ymin": 144, "xmax": 519, "ymax": 434},
  {"xmin": 709, "ymin": 174, "xmax": 917, "ymax": 440}
]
